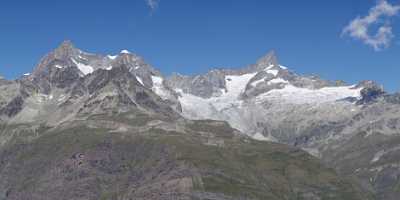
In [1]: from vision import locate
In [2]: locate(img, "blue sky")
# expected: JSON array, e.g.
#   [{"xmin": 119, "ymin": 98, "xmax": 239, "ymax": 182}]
[{"xmin": 0, "ymin": 0, "xmax": 399, "ymax": 91}]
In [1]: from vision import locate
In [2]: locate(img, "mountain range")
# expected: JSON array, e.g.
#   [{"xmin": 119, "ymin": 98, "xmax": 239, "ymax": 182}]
[{"xmin": 0, "ymin": 41, "xmax": 399, "ymax": 199}]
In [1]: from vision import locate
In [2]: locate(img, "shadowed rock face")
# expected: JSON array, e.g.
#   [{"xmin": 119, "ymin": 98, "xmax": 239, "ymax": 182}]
[
  {"xmin": 356, "ymin": 81, "xmax": 386, "ymax": 105},
  {"xmin": 0, "ymin": 96, "xmax": 24, "ymax": 117}
]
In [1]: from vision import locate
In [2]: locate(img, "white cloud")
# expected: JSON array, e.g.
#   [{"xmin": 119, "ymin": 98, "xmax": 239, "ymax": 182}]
[
  {"xmin": 342, "ymin": 0, "xmax": 400, "ymax": 51},
  {"xmin": 146, "ymin": 0, "xmax": 159, "ymax": 13}
]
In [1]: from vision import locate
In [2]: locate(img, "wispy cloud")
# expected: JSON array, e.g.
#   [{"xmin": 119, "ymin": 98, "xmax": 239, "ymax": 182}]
[
  {"xmin": 342, "ymin": 0, "xmax": 400, "ymax": 51},
  {"xmin": 146, "ymin": 0, "xmax": 160, "ymax": 14}
]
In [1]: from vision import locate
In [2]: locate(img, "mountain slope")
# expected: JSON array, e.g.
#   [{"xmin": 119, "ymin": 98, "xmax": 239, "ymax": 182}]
[{"xmin": 0, "ymin": 112, "xmax": 370, "ymax": 200}]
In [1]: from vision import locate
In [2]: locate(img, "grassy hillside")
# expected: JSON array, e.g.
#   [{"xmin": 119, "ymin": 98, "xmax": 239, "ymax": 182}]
[{"xmin": 0, "ymin": 114, "xmax": 372, "ymax": 200}]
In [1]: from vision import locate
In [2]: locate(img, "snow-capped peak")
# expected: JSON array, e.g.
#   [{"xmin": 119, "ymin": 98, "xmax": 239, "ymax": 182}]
[{"xmin": 120, "ymin": 50, "xmax": 131, "ymax": 54}]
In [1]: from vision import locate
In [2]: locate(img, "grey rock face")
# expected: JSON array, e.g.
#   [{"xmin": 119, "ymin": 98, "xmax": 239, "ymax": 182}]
[
  {"xmin": 167, "ymin": 70, "xmax": 227, "ymax": 99},
  {"xmin": 355, "ymin": 81, "xmax": 386, "ymax": 105}
]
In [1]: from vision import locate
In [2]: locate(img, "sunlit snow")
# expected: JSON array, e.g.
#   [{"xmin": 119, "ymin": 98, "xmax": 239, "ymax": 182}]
[
  {"xmin": 151, "ymin": 76, "xmax": 171, "ymax": 100},
  {"xmin": 120, "ymin": 50, "xmax": 131, "ymax": 54},
  {"xmin": 107, "ymin": 55, "xmax": 117, "ymax": 60},
  {"xmin": 255, "ymin": 84, "xmax": 362, "ymax": 105},
  {"xmin": 72, "ymin": 59, "xmax": 94, "ymax": 75},
  {"xmin": 177, "ymin": 72, "xmax": 257, "ymax": 117},
  {"xmin": 136, "ymin": 76, "xmax": 144, "ymax": 85}
]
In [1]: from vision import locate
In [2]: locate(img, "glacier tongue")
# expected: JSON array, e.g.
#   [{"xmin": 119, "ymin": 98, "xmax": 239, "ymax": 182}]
[
  {"xmin": 225, "ymin": 73, "xmax": 258, "ymax": 99},
  {"xmin": 176, "ymin": 72, "xmax": 257, "ymax": 114}
]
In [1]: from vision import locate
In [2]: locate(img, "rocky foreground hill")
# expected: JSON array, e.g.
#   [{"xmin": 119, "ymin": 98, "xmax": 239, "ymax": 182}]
[{"xmin": 0, "ymin": 41, "xmax": 398, "ymax": 199}]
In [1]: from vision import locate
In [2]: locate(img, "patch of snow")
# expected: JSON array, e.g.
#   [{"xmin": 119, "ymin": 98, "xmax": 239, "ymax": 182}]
[
  {"xmin": 72, "ymin": 59, "xmax": 94, "ymax": 76},
  {"xmin": 252, "ymin": 132, "xmax": 277, "ymax": 142},
  {"xmin": 107, "ymin": 55, "xmax": 117, "ymax": 60},
  {"xmin": 23, "ymin": 73, "xmax": 30, "ymax": 76},
  {"xmin": 250, "ymin": 76, "xmax": 288, "ymax": 87},
  {"xmin": 54, "ymin": 65, "xmax": 64, "ymax": 69},
  {"xmin": 251, "ymin": 79, "xmax": 265, "ymax": 87},
  {"xmin": 371, "ymin": 146, "xmax": 400, "ymax": 163},
  {"xmin": 120, "ymin": 50, "xmax": 131, "ymax": 54},
  {"xmin": 302, "ymin": 147, "xmax": 322, "ymax": 158},
  {"xmin": 151, "ymin": 76, "xmax": 171, "ymax": 100},
  {"xmin": 58, "ymin": 95, "xmax": 66, "ymax": 102},
  {"xmin": 136, "ymin": 76, "xmax": 144, "ymax": 86},
  {"xmin": 279, "ymin": 65, "xmax": 288, "ymax": 69},
  {"xmin": 78, "ymin": 55, "xmax": 86, "ymax": 60},
  {"xmin": 255, "ymin": 84, "xmax": 362, "ymax": 105},
  {"xmin": 268, "ymin": 78, "xmax": 289, "ymax": 85},
  {"xmin": 370, "ymin": 166, "xmax": 384, "ymax": 173},
  {"xmin": 35, "ymin": 93, "xmax": 53, "ymax": 103},
  {"xmin": 105, "ymin": 66, "xmax": 113, "ymax": 71},
  {"xmin": 265, "ymin": 64, "xmax": 275, "ymax": 70},
  {"xmin": 265, "ymin": 69, "xmax": 279, "ymax": 76}
]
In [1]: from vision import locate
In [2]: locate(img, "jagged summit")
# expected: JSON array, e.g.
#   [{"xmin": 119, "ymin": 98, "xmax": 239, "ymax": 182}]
[
  {"xmin": 256, "ymin": 50, "xmax": 279, "ymax": 67},
  {"xmin": 52, "ymin": 40, "xmax": 81, "ymax": 58},
  {"xmin": 58, "ymin": 40, "xmax": 75, "ymax": 49}
]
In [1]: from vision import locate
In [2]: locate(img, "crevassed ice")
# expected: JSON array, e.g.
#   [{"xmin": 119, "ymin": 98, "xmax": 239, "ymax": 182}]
[
  {"xmin": 255, "ymin": 84, "xmax": 362, "ymax": 105},
  {"xmin": 177, "ymin": 72, "xmax": 257, "ymax": 116},
  {"xmin": 251, "ymin": 77, "xmax": 289, "ymax": 87}
]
